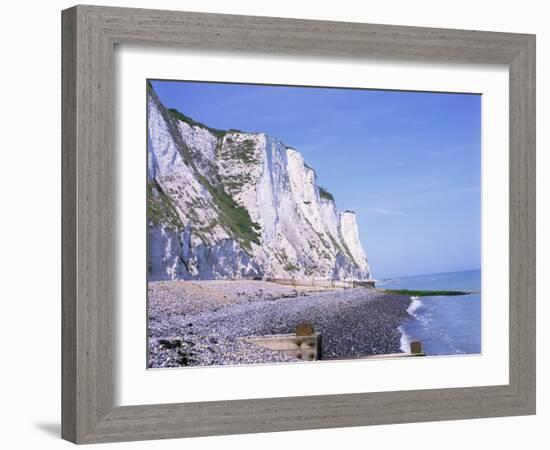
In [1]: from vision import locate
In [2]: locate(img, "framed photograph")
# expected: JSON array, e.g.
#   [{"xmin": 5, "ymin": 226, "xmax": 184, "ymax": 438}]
[{"xmin": 62, "ymin": 5, "xmax": 536, "ymax": 444}]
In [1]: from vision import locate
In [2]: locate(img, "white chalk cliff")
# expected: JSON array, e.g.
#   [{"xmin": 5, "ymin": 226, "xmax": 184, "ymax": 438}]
[{"xmin": 147, "ymin": 84, "xmax": 371, "ymax": 281}]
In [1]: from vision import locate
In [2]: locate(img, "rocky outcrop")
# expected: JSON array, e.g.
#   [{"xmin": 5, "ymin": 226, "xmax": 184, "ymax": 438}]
[{"xmin": 147, "ymin": 84, "xmax": 371, "ymax": 281}]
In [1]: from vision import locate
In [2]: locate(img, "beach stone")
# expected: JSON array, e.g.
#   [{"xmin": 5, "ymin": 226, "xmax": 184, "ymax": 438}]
[
  {"xmin": 159, "ymin": 338, "xmax": 182, "ymax": 349},
  {"xmin": 147, "ymin": 280, "xmax": 412, "ymax": 368}
]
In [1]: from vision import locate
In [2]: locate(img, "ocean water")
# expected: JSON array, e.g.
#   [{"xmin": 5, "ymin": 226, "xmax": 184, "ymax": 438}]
[{"xmin": 379, "ymin": 270, "xmax": 481, "ymax": 356}]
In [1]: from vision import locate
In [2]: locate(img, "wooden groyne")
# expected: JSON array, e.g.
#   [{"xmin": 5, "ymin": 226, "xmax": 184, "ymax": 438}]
[
  {"xmin": 247, "ymin": 323, "xmax": 322, "ymax": 361},
  {"xmin": 264, "ymin": 277, "xmax": 375, "ymax": 289},
  {"xmin": 247, "ymin": 323, "xmax": 424, "ymax": 362},
  {"xmin": 335, "ymin": 341, "xmax": 426, "ymax": 360}
]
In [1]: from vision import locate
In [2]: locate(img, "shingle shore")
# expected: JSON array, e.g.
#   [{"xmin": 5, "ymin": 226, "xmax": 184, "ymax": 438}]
[{"xmin": 148, "ymin": 280, "xmax": 411, "ymax": 368}]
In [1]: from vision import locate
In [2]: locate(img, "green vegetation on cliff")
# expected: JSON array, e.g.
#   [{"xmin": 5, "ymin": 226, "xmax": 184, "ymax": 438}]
[
  {"xmin": 319, "ymin": 186, "xmax": 335, "ymax": 201},
  {"xmin": 199, "ymin": 175, "xmax": 261, "ymax": 252},
  {"xmin": 147, "ymin": 180, "xmax": 183, "ymax": 230},
  {"xmin": 168, "ymin": 108, "xmax": 227, "ymax": 138}
]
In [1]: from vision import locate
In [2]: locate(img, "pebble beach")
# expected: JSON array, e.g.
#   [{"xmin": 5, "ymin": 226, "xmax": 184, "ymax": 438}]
[{"xmin": 148, "ymin": 280, "xmax": 411, "ymax": 368}]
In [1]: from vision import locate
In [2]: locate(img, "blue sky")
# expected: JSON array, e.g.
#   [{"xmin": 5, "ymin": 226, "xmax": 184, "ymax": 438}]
[{"xmin": 151, "ymin": 80, "xmax": 481, "ymax": 279}]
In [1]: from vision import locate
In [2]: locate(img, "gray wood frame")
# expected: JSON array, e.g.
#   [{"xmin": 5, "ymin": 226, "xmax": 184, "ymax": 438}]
[{"xmin": 62, "ymin": 4, "xmax": 536, "ymax": 444}]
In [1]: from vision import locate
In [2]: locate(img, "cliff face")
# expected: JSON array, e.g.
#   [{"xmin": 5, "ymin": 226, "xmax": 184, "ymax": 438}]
[{"xmin": 147, "ymin": 86, "xmax": 371, "ymax": 281}]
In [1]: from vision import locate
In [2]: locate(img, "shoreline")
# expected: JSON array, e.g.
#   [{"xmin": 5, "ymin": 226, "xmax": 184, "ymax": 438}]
[
  {"xmin": 148, "ymin": 280, "xmax": 412, "ymax": 368},
  {"xmin": 398, "ymin": 297, "xmax": 423, "ymax": 352}
]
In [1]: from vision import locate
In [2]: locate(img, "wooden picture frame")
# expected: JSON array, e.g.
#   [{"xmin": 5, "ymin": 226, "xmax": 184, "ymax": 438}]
[{"xmin": 62, "ymin": 5, "xmax": 536, "ymax": 444}]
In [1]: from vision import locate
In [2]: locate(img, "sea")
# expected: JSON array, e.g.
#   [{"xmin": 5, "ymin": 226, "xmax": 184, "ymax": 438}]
[{"xmin": 379, "ymin": 269, "xmax": 481, "ymax": 356}]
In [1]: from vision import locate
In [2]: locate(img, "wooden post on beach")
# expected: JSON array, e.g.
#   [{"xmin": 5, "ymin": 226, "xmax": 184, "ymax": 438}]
[
  {"xmin": 410, "ymin": 341, "xmax": 422, "ymax": 354},
  {"xmin": 296, "ymin": 323, "xmax": 315, "ymax": 336}
]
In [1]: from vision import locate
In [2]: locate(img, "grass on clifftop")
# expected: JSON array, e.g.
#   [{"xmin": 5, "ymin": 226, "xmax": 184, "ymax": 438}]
[
  {"xmin": 381, "ymin": 289, "xmax": 471, "ymax": 297},
  {"xmin": 319, "ymin": 186, "xmax": 335, "ymax": 201},
  {"xmin": 168, "ymin": 108, "xmax": 227, "ymax": 138}
]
